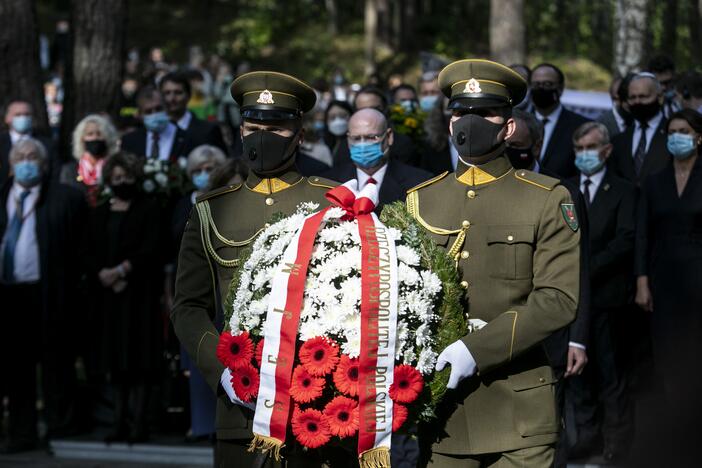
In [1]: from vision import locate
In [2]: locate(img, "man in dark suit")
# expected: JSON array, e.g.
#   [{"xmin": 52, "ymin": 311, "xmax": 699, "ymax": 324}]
[
  {"xmin": 530, "ymin": 63, "xmax": 591, "ymax": 179},
  {"xmin": 568, "ymin": 121, "xmax": 635, "ymax": 462},
  {"xmin": 597, "ymin": 77, "xmax": 632, "ymax": 140},
  {"xmin": 324, "ymin": 108, "xmax": 431, "ymax": 213},
  {"xmin": 0, "ymin": 138, "xmax": 87, "ymax": 452},
  {"xmin": 159, "ymin": 72, "xmax": 228, "ymax": 154},
  {"xmin": 507, "ymin": 109, "xmax": 590, "ymax": 468},
  {"xmin": 609, "ymin": 73, "xmax": 669, "ymax": 185},
  {"xmin": 1, "ymin": 100, "xmax": 58, "ymax": 186},
  {"xmin": 120, "ymin": 86, "xmax": 192, "ymax": 162}
]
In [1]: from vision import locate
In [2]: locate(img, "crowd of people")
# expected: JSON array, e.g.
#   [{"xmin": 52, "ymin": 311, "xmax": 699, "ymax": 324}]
[{"xmin": 0, "ymin": 47, "xmax": 700, "ymax": 468}]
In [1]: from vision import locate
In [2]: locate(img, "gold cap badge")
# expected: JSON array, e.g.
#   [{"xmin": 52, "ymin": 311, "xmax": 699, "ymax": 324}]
[
  {"xmin": 257, "ymin": 89, "xmax": 274, "ymax": 104},
  {"xmin": 464, "ymin": 78, "xmax": 482, "ymax": 94}
]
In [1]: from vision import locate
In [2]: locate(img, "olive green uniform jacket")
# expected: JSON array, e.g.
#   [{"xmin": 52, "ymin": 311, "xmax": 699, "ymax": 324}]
[
  {"xmin": 407, "ymin": 155, "xmax": 580, "ymax": 455},
  {"xmin": 171, "ymin": 167, "xmax": 336, "ymax": 440}
]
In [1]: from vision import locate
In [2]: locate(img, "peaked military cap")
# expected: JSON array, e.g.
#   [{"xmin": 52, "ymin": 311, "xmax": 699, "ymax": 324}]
[
  {"xmin": 438, "ymin": 59, "xmax": 527, "ymax": 111},
  {"xmin": 230, "ymin": 71, "xmax": 317, "ymax": 121}
]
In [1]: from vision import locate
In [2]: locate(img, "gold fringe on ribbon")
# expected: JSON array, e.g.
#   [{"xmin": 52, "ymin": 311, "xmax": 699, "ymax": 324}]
[
  {"xmin": 359, "ymin": 447, "xmax": 391, "ymax": 468},
  {"xmin": 248, "ymin": 434, "xmax": 284, "ymax": 461}
]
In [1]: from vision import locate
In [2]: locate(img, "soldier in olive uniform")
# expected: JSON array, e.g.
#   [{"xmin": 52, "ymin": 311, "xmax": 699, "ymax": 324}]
[
  {"xmin": 410, "ymin": 60, "xmax": 581, "ymax": 467},
  {"xmin": 171, "ymin": 72, "xmax": 339, "ymax": 467}
]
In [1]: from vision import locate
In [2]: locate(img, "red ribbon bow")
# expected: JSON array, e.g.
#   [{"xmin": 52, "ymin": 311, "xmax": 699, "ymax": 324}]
[{"xmin": 325, "ymin": 185, "xmax": 377, "ymax": 220}]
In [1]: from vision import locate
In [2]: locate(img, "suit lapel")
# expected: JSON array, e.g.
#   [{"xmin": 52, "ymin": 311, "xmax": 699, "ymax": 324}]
[
  {"xmin": 170, "ymin": 128, "xmax": 189, "ymax": 162},
  {"xmin": 617, "ymin": 126, "xmax": 636, "ymax": 181},
  {"xmin": 378, "ymin": 162, "xmax": 403, "ymax": 207},
  {"xmin": 542, "ymin": 110, "xmax": 567, "ymax": 167},
  {"xmin": 641, "ymin": 120, "xmax": 668, "ymax": 178},
  {"xmin": 36, "ymin": 184, "xmax": 50, "ymax": 281}
]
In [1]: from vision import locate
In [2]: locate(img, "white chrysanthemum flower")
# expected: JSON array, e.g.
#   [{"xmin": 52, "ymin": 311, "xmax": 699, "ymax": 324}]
[
  {"xmin": 396, "ymin": 245, "xmax": 420, "ymax": 266},
  {"xmin": 142, "ymin": 179, "xmax": 156, "ymax": 193},
  {"xmin": 178, "ymin": 157, "xmax": 188, "ymax": 170},
  {"xmin": 417, "ymin": 348, "xmax": 438, "ymax": 375},
  {"xmin": 420, "ymin": 270, "xmax": 442, "ymax": 296},
  {"xmin": 341, "ymin": 331, "xmax": 361, "ymax": 358},
  {"xmin": 324, "ymin": 206, "xmax": 346, "ymax": 221},
  {"xmin": 398, "ymin": 262, "xmax": 421, "ymax": 286},
  {"xmin": 387, "ymin": 227, "xmax": 402, "ymax": 241}
]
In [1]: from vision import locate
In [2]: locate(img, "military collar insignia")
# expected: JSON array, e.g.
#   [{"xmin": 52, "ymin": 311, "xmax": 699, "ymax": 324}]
[
  {"xmin": 464, "ymin": 78, "xmax": 482, "ymax": 94},
  {"xmin": 249, "ymin": 177, "xmax": 294, "ymax": 194},
  {"xmin": 257, "ymin": 89, "xmax": 274, "ymax": 104},
  {"xmin": 456, "ymin": 166, "xmax": 497, "ymax": 186},
  {"xmin": 455, "ymin": 156, "xmax": 512, "ymax": 186},
  {"xmin": 561, "ymin": 203, "xmax": 579, "ymax": 232}
]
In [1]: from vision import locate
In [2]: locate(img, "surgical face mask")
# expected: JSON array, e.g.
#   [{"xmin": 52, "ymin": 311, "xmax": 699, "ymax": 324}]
[
  {"xmin": 242, "ymin": 129, "xmax": 300, "ymax": 174},
  {"xmin": 313, "ymin": 120, "xmax": 325, "ymax": 133},
  {"xmin": 11, "ymin": 115, "xmax": 32, "ymax": 134},
  {"xmin": 84, "ymin": 139, "xmax": 108, "ymax": 158},
  {"xmin": 450, "ymin": 113, "xmax": 505, "ymax": 162},
  {"xmin": 667, "ymin": 133, "xmax": 697, "ymax": 160},
  {"xmin": 13, "ymin": 160, "xmax": 42, "ymax": 187},
  {"xmin": 399, "ymin": 99, "xmax": 416, "ymax": 113},
  {"xmin": 349, "ymin": 141, "xmax": 386, "ymax": 169},
  {"xmin": 505, "ymin": 145, "xmax": 536, "ymax": 170},
  {"xmin": 143, "ymin": 111, "xmax": 170, "ymax": 133},
  {"xmin": 327, "ymin": 117, "xmax": 349, "ymax": 137},
  {"xmin": 192, "ymin": 170, "xmax": 210, "ymax": 190},
  {"xmin": 575, "ymin": 150, "xmax": 606, "ymax": 176},
  {"xmin": 419, "ymin": 95, "xmax": 439, "ymax": 112}
]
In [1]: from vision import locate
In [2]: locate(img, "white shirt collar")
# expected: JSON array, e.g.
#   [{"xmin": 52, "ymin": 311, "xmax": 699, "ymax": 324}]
[
  {"xmin": 579, "ymin": 167, "xmax": 606, "ymax": 202},
  {"xmin": 612, "ymin": 106, "xmax": 627, "ymax": 132},
  {"xmin": 9, "ymin": 130, "xmax": 27, "ymax": 146},
  {"xmin": 638, "ymin": 111, "xmax": 663, "ymax": 130},
  {"xmin": 147, "ymin": 123, "xmax": 177, "ymax": 160},
  {"xmin": 176, "ymin": 111, "xmax": 193, "ymax": 130},
  {"xmin": 535, "ymin": 103, "xmax": 563, "ymax": 124},
  {"xmin": 356, "ymin": 162, "xmax": 388, "ymax": 189},
  {"xmin": 10, "ymin": 181, "xmax": 41, "ymax": 202}
]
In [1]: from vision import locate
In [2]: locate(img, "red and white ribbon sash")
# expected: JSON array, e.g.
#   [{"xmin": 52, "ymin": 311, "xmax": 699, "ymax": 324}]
[{"xmin": 252, "ymin": 180, "xmax": 398, "ymax": 465}]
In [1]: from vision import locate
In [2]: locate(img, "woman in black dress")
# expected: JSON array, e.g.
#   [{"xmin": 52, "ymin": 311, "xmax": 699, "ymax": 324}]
[
  {"xmin": 635, "ymin": 109, "xmax": 702, "ymax": 440},
  {"xmin": 87, "ymin": 153, "xmax": 164, "ymax": 443}
]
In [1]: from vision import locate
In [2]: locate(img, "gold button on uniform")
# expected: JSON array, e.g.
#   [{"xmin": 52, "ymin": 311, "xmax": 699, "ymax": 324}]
[
  {"xmin": 460, "ymin": 280, "xmax": 469, "ymax": 289},
  {"xmin": 507, "ymin": 235, "xmax": 514, "ymax": 242},
  {"xmin": 539, "ymin": 377, "xmax": 546, "ymax": 383},
  {"xmin": 462, "ymin": 220, "xmax": 471, "ymax": 228},
  {"xmin": 467, "ymin": 190, "xmax": 476, "ymax": 199},
  {"xmin": 461, "ymin": 251, "xmax": 470, "ymax": 259},
  {"xmin": 265, "ymin": 197, "xmax": 274, "ymax": 206}
]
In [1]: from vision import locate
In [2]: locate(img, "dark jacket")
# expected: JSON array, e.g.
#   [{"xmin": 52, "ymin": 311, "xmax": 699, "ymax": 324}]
[
  {"xmin": 539, "ymin": 108, "xmax": 591, "ymax": 179},
  {"xmin": 181, "ymin": 112, "xmax": 227, "ymax": 154},
  {"xmin": 609, "ymin": 117, "xmax": 669, "ymax": 185},
  {"xmin": 420, "ymin": 142, "xmax": 453, "ymax": 176},
  {"xmin": 120, "ymin": 126, "xmax": 192, "ymax": 162},
  {"xmin": 323, "ymin": 159, "xmax": 432, "ymax": 212}
]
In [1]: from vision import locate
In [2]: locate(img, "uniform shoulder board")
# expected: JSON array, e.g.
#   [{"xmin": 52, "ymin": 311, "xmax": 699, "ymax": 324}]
[
  {"xmin": 514, "ymin": 169, "xmax": 559, "ymax": 191},
  {"xmin": 407, "ymin": 171, "xmax": 449, "ymax": 193},
  {"xmin": 307, "ymin": 176, "xmax": 339, "ymax": 189},
  {"xmin": 195, "ymin": 182, "xmax": 243, "ymax": 203}
]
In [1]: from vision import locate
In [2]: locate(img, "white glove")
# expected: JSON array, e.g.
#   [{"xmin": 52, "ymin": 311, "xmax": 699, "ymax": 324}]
[
  {"xmin": 435, "ymin": 340, "xmax": 477, "ymax": 389},
  {"xmin": 220, "ymin": 368, "xmax": 256, "ymax": 410}
]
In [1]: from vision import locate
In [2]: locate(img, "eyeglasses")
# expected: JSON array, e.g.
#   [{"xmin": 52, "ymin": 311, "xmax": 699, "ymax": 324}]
[{"xmin": 347, "ymin": 132, "xmax": 387, "ymax": 144}]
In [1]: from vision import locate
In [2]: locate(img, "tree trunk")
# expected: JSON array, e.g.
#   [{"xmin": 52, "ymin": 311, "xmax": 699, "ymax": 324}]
[
  {"xmin": 364, "ymin": 0, "xmax": 378, "ymax": 77},
  {"xmin": 661, "ymin": 0, "xmax": 678, "ymax": 57},
  {"xmin": 689, "ymin": 0, "xmax": 702, "ymax": 67},
  {"xmin": 325, "ymin": 0, "xmax": 338, "ymax": 35},
  {"xmin": 0, "ymin": 0, "xmax": 49, "ymax": 134},
  {"xmin": 613, "ymin": 0, "xmax": 649, "ymax": 76},
  {"xmin": 489, "ymin": 0, "xmax": 525, "ymax": 65},
  {"xmin": 61, "ymin": 0, "xmax": 127, "ymax": 152}
]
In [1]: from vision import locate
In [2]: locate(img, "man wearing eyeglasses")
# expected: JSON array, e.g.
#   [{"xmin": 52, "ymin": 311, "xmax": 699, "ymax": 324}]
[
  {"xmin": 530, "ymin": 63, "xmax": 591, "ymax": 179},
  {"xmin": 323, "ymin": 107, "xmax": 431, "ymax": 213}
]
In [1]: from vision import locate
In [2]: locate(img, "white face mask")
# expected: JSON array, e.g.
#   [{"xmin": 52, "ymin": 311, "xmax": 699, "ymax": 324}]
[{"xmin": 327, "ymin": 117, "xmax": 349, "ymax": 137}]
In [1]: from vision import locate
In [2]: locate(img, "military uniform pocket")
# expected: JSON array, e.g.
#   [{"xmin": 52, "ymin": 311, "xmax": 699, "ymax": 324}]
[
  {"xmin": 511, "ymin": 370, "xmax": 558, "ymax": 437},
  {"xmin": 486, "ymin": 224, "xmax": 535, "ymax": 280}
]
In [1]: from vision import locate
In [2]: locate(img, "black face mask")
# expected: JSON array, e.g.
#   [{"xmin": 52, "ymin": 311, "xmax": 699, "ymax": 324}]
[
  {"xmin": 629, "ymin": 101, "xmax": 661, "ymax": 123},
  {"xmin": 111, "ymin": 182, "xmax": 138, "ymax": 200},
  {"xmin": 531, "ymin": 88, "xmax": 560, "ymax": 109},
  {"xmin": 451, "ymin": 114, "xmax": 505, "ymax": 162},
  {"xmin": 242, "ymin": 130, "xmax": 300, "ymax": 174},
  {"xmin": 616, "ymin": 105, "xmax": 634, "ymax": 126},
  {"xmin": 505, "ymin": 145, "xmax": 536, "ymax": 170},
  {"xmin": 85, "ymin": 139, "xmax": 108, "ymax": 158}
]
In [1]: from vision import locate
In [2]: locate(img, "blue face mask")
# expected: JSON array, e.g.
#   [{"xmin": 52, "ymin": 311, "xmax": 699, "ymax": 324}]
[
  {"xmin": 11, "ymin": 115, "xmax": 32, "ymax": 134},
  {"xmin": 399, "ymin": 100, "xmax": 416, "ymax": 113},
  {"xmin": 143, "ymin": 111, "xmax": 170, "ymax": 133},
  {"xmin": 192, "ymin": 170, "xmax": 210, "ymax": 191},
  {"xmin": 667, "ymin": 132, "xmax": 697, "ymax": 160},
  {"xmin": 349, "ymin": 141, "xmax": 386, "ymax": 169},
  {"xmin": 575, "ymin": 150, "xmax": 605, "ymax": 176},
  {"xmin": 419, "ymin": 95, "xmax": 438, "ymax": 112},
  {"xmin": 13, "ymin": 160, "xmax": 42, "ymax": 187}
]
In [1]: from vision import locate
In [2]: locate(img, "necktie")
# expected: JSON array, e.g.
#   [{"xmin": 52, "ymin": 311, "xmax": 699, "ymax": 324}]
[
  {"xmin": 150, "ymin": 132, "xmax": 160, "ymax": 159},
  {"xmin": 2, "ymin": 190, "xmax": 31, "ymax": 283},
  {"xmin": 582, "ymin": 178, "xmax": 592, "ymax": 209},
  {"xmin": 634, "ymin": 122, "xmax": 648, "ymax": 176},
  {"xmin": 366, "ymin": 177, "xmax": 377, "ymax": 187}
]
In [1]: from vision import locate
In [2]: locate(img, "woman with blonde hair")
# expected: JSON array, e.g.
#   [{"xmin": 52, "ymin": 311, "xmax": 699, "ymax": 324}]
[{"xmin": 60, "ymin": 114, "xmax": 120, "ymax": 206}]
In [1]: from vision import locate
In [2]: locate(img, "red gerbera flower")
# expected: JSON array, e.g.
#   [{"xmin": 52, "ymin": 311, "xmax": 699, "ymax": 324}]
[
  {"xmin": 323, "ymin": 396, "xmax": 359, "ymax": 438},
  {"xmin": 299, "ymin": 337, "xmax": 340, "ymax": 376},
  {"xmin": 255, "ymin": 339, "xmax": 265, "ymax": 366},
  {"xmin": 290, "ymin": 365, "xmax": 325, "ymax": 403},
  {"xmin": 216, "ymin": 331, "xmax": 254, "ymax": 369},
  {"xmin": 389, "ymin": 364, "xmax": 424, "ymax": 404},
  {"xmin": 392, "ymin": 403, "xmax": 408, "ymax": 432},
  {"xmin": 230, "ymin": 362, "xmax": 260, "ymax": 402},
  {"xmin": 333, "ymin": 354, "xmax": 360, "ymax": 397},
  {"xmin": 291, "ymin": 408, "xmax": 331, "ymax": 449}
]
